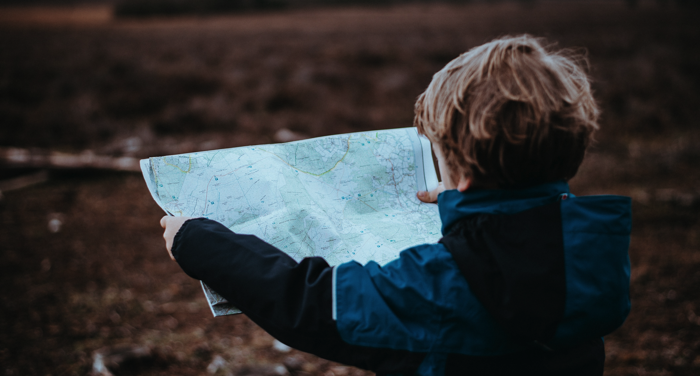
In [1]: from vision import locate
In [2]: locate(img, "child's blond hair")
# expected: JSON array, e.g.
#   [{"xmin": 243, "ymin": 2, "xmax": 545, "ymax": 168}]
[{"xmin": 414, "ymin": 35, "xmax": 599, "ymax": 188}]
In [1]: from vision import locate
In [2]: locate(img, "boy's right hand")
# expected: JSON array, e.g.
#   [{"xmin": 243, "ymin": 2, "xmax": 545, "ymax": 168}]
[
  {"xmin": 160, "ymin": 216, "xmax": 195, "ymax": 261},
  {"xmin": 416, "ymin": 182, "xmax": 445, "ymax": 203}
]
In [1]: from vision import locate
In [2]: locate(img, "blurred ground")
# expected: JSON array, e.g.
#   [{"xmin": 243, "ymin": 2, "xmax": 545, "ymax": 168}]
[{"xmin": 1, "ymin": 1, "xmax": 699, "ymax": 375}]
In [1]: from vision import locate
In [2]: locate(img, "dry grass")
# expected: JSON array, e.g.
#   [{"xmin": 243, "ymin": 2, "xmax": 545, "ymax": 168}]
[{"xmin": 0, "ymin": 5, "xmax": 112, "ymax": 26}]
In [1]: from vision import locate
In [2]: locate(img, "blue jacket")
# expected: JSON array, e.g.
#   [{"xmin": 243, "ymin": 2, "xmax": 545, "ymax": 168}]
[{"xmin": 172, "ymin": 181, "xmax": 631, "ymax": 375}]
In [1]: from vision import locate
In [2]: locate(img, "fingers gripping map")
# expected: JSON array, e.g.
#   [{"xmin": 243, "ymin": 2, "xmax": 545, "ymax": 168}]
[{"xmin": 141, "ymin": 128, "xmax": 441, "ymax": 316}]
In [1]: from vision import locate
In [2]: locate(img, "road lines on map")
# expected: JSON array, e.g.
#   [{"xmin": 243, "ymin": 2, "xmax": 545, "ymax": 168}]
[
  {"xmin": 151, "ymin": 160, "xmax": 183, "ymax": 215},
  {"xmin": 199, "ymin": 155, "xmax": 272, "ymax": 217},
  {"xmin": 158, "ymin": 131, "xmax": 436, "ymax": 258},
  {"xmin": 162, "ymin": 156, "xmax": 192, "ymax": 173},
  {"xmin": 258, "ymin": 136, "xmax": 351, "ymax": 177}
]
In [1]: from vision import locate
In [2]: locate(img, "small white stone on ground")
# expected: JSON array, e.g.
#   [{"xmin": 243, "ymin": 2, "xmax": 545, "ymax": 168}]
[
  {"xmin": 273, "ymin": 364, "xmax": 289, "ymax": 375},
  {"xmin": 273, "ymin": 128, "xmax": 306, "ymax": 143},
  {"xmin": 272, "ymin": 339, "xmax": 292, "ymax": 353},
  {"xmin": 48, "ymin": 218, "xmax": 62, "ymax": 233},
  {"xmin": 207, "ymin": 355, "xmax": 227, "ymax": 374}
]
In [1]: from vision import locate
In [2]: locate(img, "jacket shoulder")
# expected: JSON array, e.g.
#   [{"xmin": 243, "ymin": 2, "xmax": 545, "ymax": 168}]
[{"xmin": 561, "ymin": 195, "xmax": 632, "ymax": 235}]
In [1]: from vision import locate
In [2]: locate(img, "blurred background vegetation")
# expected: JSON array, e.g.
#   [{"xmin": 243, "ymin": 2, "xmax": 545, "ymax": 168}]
[
  {"xmin": 0, "ymin": 0, "xmax": 698, "ymax": 18},
  {"xmin": 1, "ymin": 1, "xmax": 699, "ymax": 375}
]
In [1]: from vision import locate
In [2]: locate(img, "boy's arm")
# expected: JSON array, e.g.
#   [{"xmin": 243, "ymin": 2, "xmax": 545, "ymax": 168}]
[{"xmin": 167, "ymin": 218, "xmax": 425, "ymax": 374}]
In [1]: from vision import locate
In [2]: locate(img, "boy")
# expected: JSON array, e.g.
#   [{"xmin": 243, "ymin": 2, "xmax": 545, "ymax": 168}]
[{"xmin": 160, "ymin": 35, "xmax": 631, "ymax": 375}]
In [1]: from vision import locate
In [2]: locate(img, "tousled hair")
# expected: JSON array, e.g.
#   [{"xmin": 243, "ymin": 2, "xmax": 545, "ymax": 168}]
[{"xmin": 414, "ymin": 35, "xmax": 599, "ymax": 188}]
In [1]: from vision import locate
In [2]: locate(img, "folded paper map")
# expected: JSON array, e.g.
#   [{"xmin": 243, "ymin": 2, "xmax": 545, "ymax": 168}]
[{"xmin": 141, "ymin": 127, "xmax": 441, "ymax": 316}]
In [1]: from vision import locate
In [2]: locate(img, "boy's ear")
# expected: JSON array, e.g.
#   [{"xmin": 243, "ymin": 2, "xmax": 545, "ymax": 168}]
[{"xmin": 457, "ymin": 177, "xmax": 472, "ymax": 192}]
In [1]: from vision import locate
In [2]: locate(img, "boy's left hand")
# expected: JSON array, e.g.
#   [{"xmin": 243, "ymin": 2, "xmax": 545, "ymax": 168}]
[
  {"xmin": 416, "ymin": 182, "xmax": 445, "ymax": 203},
  {"xmin": 160, "ymin": 216, "xmax": 195, "ymax": 260}
]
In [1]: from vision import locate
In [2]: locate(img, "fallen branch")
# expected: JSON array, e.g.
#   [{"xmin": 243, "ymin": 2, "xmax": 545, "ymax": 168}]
[
  {"xmin": 0, "ymin": 147, "xmax": 140, "ymax": 172},
  {"xmin": 0, "ymin": 170, "xmax": 49, "ymax": 194}
]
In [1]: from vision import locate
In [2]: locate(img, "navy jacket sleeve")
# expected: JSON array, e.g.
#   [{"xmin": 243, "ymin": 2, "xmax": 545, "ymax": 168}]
[{"xmin": 171, "ymin": 218, "xmax": 425, "ymax": 374}]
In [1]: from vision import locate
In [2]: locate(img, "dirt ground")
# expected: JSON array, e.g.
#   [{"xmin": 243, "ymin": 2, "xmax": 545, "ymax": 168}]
[{"xmin": 1, "ymin": 1, "xmax": 699, "ymax": 375}]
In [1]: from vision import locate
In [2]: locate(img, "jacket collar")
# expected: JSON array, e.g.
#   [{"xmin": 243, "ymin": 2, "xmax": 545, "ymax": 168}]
[{"xmin": 437, "ymin": 181, "xmax": 570, "ymax": 235}]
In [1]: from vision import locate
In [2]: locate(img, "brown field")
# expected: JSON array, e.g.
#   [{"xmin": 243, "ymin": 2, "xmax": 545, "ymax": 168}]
[
  {"xmin": 1, "ymin": 1, "xmax": 699, "ymax": 375},
  {"xmin": 0, "ymin": 5, "xmax": 112, "ymax": 26}
]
